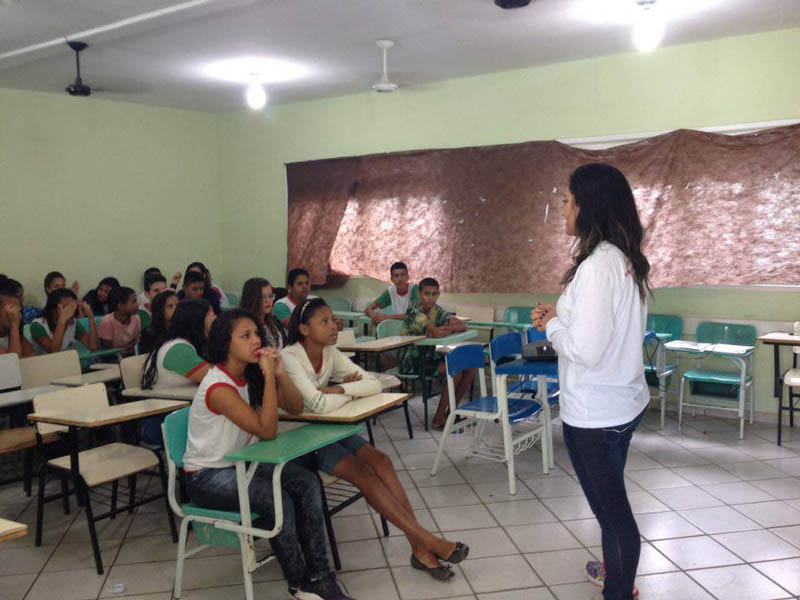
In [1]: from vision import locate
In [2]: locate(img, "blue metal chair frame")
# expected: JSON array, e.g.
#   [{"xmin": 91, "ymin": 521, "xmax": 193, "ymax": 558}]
[{"xmin": 430, "ymin": 343, "xmax": 550, "ymax": 495}]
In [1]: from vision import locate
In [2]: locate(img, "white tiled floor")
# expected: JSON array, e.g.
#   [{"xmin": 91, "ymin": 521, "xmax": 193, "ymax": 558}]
[{"xmin": 3, "ymin": 400, "xmax": 800, "ymax": 600}]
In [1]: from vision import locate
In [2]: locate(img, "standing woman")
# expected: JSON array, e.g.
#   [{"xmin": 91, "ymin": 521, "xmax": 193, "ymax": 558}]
[{"xmin": 533, "ymin": 163, "xmax": 650, "ymax": 600}]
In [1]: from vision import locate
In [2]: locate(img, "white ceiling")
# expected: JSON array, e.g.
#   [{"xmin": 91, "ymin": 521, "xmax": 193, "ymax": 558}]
[{"xmin": 0, "ymin": 0, "xmax": 798, "ymax": 113}]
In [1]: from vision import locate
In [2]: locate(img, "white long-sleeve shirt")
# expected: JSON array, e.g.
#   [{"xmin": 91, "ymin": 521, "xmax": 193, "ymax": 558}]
[
  {"xmin": 282, "ymin": 343, "xmax": 381, "ymax": 414},
  {"xmin": 545, "ymin": 241, "xmax": 649, "ymax": 429}
]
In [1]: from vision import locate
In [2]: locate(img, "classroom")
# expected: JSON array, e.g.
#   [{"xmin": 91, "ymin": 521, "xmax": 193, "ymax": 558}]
[{"xmin": 2, "ymin": 2, "xmax": 800, "ymax": 600}]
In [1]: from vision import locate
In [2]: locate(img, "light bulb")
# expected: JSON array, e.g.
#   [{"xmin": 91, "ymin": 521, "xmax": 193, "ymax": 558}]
[
  {"xmin": 245, "ymin": 81, "xmax": 267, "ymax": 110},
  {"xmin": 633, "ymin": 7, "xmax": 665, "ymax": 52}
]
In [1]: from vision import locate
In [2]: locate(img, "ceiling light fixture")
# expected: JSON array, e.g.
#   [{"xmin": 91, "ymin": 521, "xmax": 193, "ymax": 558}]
[
  {"xmin": 203, "ymin": 57, "xmax": 306, "ymax": 84},
  {"xmin": 245, "ymin": 77, "xmax": 267, "ymax": 110},
  {"xmin": 632, "ymin": 0, "xmax": 664, "ymax": 52}
]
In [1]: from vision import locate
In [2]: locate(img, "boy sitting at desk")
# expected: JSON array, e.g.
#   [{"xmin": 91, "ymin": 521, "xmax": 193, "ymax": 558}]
[
  {"xmin": 365, "ymin": 261, "xmax": 420, "ymax": 325},
  {"xmin": 274, "ymin": 268, "xmax": 343, "ymax": 331},
  {"xmin": 398, "ymin": 277, "xmax": 475, "ymax": 429}
]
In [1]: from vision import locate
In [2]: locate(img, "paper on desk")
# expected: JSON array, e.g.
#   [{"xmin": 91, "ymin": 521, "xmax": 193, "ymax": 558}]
[
  {"xmin": 665, "ymin": 341, "xmax": 715, "ymax": 352},
  {"xmin": 665, "ymin": 340, "xmax": 752, "ymax": 354},
  {"xmin": 712, "ymin": 343, "xmax": 754, "ymax": 354}
]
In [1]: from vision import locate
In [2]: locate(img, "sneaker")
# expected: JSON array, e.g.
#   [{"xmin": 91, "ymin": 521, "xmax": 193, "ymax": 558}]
[
  {"xmin": 291, "ymin": 574, "xmax": 355, "ymax": 600},
  {"xmin": 586, "ymin": 561, "xmax": 639, "ymax": 599}
]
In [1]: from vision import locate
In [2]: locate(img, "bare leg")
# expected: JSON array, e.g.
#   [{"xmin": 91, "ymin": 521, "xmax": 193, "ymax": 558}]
[
  {"xmin": 332, "ymin": 453, "xmax": 454, "ymax": 566},
  {"xmin": 453, "ymin": 368, "xmax": 476, "ymax": 405}
]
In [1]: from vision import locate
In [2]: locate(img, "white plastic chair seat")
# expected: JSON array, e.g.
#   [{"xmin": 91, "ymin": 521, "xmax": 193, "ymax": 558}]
[
  {"xmin": 48, "ymin": 442, "xmax": 158, "ymax": 487},
  {"xmin": 785, "ymin": 369, "xmax": 800, "ymax": 387}
]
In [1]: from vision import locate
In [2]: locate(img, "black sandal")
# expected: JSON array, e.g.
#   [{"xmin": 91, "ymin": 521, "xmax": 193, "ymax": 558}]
[
  {"xmin": 443, "ymin": 542, "xmax": 469, "ymax": 564},
  {"xmin": 410, "ymin": 554, "xmax": 455, "ymax": 580}
]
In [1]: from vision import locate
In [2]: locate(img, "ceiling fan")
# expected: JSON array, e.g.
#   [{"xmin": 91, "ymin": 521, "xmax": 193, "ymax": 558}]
[
  {"xmin": 62, "ymin": 40, "xmax": 152, "ymax": 97},
  {"xmin": 65, "ymin": 40, "xmax": 93, "ymax": 96},
  {"xmin": 372, "ymin": 40, "xmax": 398, "ymax": 93}
]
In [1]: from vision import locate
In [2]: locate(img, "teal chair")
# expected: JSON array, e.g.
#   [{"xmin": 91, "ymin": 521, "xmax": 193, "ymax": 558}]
[
  {"xmin": 503, "ymin": 306, "xmax": 533, "ymax": 326},
  {"xmin": 162, "ymin": 408, "xmax": 269, "ymax": 600},
  {"xmin": 224, "ymin": 292, "xmax": 239, "ymax": 308},
  {"xmin": 375, "ymin": 319, "xmax": 415, "ymax": 438},
  {"xmin": 678, "ymin": 321, "xmax": 756, "ymax": 439},
  {"xmin": 645, "ymin": 314, "xmax": 683, "ymax": 429},
  {"xmin": 138, "ymin": 309, "xmax": 151, "ymax": 330},
  {"xmin": 325, "ymin": 296, "xmax": 352, "ymax": 312}
]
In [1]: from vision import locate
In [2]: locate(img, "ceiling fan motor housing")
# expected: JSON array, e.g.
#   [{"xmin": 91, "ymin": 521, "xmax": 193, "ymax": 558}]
[{"xmin": 494, "ymin": 0, "xmax": 532, "ymax": 9}]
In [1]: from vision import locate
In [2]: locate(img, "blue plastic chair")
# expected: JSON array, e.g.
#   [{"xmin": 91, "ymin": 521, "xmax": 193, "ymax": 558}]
[
  {"xmin": 162, "ymin": 409, "xmax": 270, "ymax": 600},
  {"xmin": 678, "ymin": 321, "xmax": 756, "ymax": 439},
  {"xmin": 430, "ymin": 343, "xmax": 549, "ymax": 495}
]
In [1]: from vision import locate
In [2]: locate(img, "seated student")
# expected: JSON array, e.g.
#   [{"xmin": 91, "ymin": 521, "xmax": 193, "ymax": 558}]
[
  {"xmin": 138, "ymin": 290, "xmax": 178, "ymax": 355},
  {"xmin": 43, "ymin": 271, "xmax": 80, "ymax": 298},
  {"xmin": 185, "ymin": 309, "xmax": 352, "ymax": 600},
  {"xmin": 1, "ymin": 276, "xmax": 40, "ymax": 324},
  {"xmin": 0, "ymin": 276, "xmax": 35, "ymax": 357},
  {"xmin": 97, "ymin": 287, "xmax": 141, "ymax": 353},
  {"xmin": 139, "ymin": 273, "xmax": 168, "ymax": 315},
  {"xmin": 30, "ymin": 289, "xmax": 98, "ymax": 354},
  {"xmin": 397, "ymin": 277, "xmax": 475, "ymax": 429},
  {"xmin": 138, "ymin": 267, "xmax": 181, "ymax": 308},
  {"xmin": 273, "ymin": 269, "xmax": 316, "ymax": 328},
  {"xmin": 178, "ymin": 270, "xmax": 221, "ymax": 314},
  {"xmin": 365, "ymin": 261, "xmax": 420, "ymax": 325},
  {"xmin": 82, "ymin": 277, "xmax": 120, "ymax": 316},
  {"xmin": 282, "ymin": 298, "xmax": 468, "ymax": 580},
  {"xmin": 184, "ymin": 262, "xmax": 226, "ymax": 311},
  {"xmin": 142, "ymin": 298, "xmax": 215, "ymax": 389},
  {"xmin": 274, "ymin": 269, "xmax": 343, "ymax": 332},
  {"xmin": 239, "ymin": 277, "xmax": 286, "ymax": 350}
]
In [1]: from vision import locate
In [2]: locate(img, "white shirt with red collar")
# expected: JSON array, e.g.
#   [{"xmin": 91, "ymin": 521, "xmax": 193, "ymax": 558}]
[{"xmin": 183, "ymin": 365, "xmax": 252, "ymax": 471}]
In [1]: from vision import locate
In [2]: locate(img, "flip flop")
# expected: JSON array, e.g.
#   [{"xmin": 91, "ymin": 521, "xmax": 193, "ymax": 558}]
[
  {"xmin": 443, "ymin": 542, "xmax": 469, "ymax": 564},
  {"xmin": 410, "ymin": 554, "xmax": 455, "ymax": 580}
]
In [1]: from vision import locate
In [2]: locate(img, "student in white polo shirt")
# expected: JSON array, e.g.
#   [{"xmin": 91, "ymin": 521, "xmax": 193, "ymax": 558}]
[
  {"xmin": 183, "ymin": 308, "xmax": 353, "ymax": 600},
  {"xmin": 364, "ymin": 261, "xmax": 420, "ymax": 325},
  {"xmin": 273, "ymin": 268, "xmax": 317, "ymax": 328}
]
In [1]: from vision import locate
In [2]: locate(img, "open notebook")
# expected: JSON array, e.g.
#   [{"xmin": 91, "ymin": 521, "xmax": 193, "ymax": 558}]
[{"xmin": 665, "ymin": 340, "xmax": 753, "ymax": 354}]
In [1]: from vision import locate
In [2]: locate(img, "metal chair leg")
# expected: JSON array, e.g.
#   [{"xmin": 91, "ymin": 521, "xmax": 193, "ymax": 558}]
[
  {"xmin": 128, "ymin": 475, "xmax": 136, "ymax": 515},
  {"xmin": 35, "ymin": 465, "xmax": 46, "ymax": 546},
  {"xmin": 157, "ymin": 458, "xmax": 178, "ymax": 542},
  {"xmin": 82, "ymin": 483, "xmax": 104, "ymax": 574},
  {"xmin": 403, "ymin": 401, "xmax": 414, "ymax": 439},
  {"xmin": 173, "ymin": 517, "xmax": 191, "ymax": 599},
  {"xmin": 23, "ymin": 448, "xmax": 33, "ymax": 496},
  {"xmin": 60, "ymin": 476, "xmax": 70, "ymax": 514},
  {"xmin": 318, "ymin": 477, "xmax": 341, "ymax": 571},
  {"xmin": 110, "ymin": 481, "xmax": 118, "ymax": 519}
]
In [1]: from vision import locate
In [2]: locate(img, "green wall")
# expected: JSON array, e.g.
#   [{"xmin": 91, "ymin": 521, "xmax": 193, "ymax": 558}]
[{"xmin": 0, "ymin": 88, "xmax": 221, "ymax": 307}]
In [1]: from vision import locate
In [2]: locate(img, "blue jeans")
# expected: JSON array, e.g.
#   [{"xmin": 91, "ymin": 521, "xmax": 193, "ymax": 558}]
[
  {"xmin": 562, "ymin": 409, "xmax": 645, "ymax": 600},
  {"xmin": 187, "ymin": 461, "xmax": 330, "ymax": 589}
]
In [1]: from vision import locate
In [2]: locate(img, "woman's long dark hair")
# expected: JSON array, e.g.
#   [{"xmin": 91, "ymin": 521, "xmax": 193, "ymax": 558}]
[
  {"xmin": 142, "ymin": 298, "xmax": 211, "ymax": 389},
  {"xmin": 149, "ymin": 289, "xmax": 177, "ymax": 336},
  {"xmin": 286, "ymin": 297, "xmax": 328, "ymax": 346},
  {"xmin": 207, "ymin": 308, "xmax": 266, "ymax": 406},
  {"xmin": 239, "ymin": 277, "xmax": 285, "ymax": 349},
  {"xmin": 561, "ymin": 163, "xmax": 651, "ymax": 300}
]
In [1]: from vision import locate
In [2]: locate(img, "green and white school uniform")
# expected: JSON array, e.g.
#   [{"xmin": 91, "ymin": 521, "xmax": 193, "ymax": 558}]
[
  {"xmin": 154, "ymin": 338, "xmax": 207, "ymax": 388},
  {"xmin": 29, "ymin": 318, "xmax": 87, "ymax": 354},
  {"xmin": 373, "ymin": 284, "xmax": 420, "ymax": 315}
]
